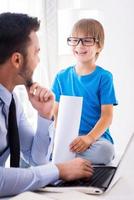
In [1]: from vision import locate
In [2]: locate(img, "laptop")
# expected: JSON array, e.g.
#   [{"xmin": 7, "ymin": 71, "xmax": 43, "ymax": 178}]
[{"xmin": 39, "ymin": 132, "xmax": 134, "ymax": 195}]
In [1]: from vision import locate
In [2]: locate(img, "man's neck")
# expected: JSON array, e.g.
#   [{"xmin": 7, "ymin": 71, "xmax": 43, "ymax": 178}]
[{"xmin": 0, "ymin": 64, "xmax": 15, "ymax": 92}]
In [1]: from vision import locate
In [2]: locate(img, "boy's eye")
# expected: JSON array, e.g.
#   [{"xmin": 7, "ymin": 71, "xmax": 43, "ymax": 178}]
[
  {"xmin": 72, "ymin": 39, "xmax": 79, "ymax": 42},
  {"xmin": 83, "ymin": 38, "xmax": 93, "ymax": 43}
]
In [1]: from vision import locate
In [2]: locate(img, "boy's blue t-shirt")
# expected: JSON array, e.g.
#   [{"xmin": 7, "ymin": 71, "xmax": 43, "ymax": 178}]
[{"xmin": 52, "ymin": 66, "xmax": 118, "ymax": 144}]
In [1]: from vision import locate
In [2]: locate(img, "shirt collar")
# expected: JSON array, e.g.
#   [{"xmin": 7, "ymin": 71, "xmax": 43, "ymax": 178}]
[{"xmin": 0, "ymin": 84, "xmax": 12, "ymax": 106}]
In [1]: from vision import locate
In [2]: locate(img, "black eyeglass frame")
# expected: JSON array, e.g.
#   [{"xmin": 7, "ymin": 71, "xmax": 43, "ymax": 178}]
[{"xmin": 67, "ymin": 37, "xmax": 99, "ymax": 46}]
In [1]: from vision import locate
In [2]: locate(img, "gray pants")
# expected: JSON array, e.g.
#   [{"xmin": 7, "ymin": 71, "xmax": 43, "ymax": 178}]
[{"xmin": 76, "ymin": 138, "xmax": 115, "ymax": 165}]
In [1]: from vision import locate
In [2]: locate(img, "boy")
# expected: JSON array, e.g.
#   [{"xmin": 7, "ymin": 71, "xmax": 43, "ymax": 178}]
[{"xmin": 52, "ymin": 19, "xmax": 118, "ymax": 165}]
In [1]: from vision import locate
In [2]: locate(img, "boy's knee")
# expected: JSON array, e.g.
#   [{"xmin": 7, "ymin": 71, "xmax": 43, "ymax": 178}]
[
  {"xmin": 76, "ymin": 140, "xmax": 115, "ymax": 165},
  {"xmin": 98, "ymin": 143, "xmax": 115, "ymax": 164}
]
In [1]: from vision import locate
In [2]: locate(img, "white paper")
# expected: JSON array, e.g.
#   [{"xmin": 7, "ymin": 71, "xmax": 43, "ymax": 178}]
[{"xmin": 52, "ymin": 95, "xmax": 83, "ymax": 163}]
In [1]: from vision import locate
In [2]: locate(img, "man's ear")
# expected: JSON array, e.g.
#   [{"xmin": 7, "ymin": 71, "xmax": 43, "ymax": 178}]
[{"xmin": 11, "ymin": 52, "xmax": 23, "ymax": 69}]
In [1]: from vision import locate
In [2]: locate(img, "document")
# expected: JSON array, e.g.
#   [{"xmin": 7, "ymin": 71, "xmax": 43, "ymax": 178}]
[{"xmin": 52, "ymin": 95, "xmax": 83, "ymax": 163}]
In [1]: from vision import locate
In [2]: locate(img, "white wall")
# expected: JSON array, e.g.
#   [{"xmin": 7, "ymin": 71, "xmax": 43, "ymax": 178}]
[{"xmin": 58, "ymin": 0, "xmax": 134, "ymax": 157}]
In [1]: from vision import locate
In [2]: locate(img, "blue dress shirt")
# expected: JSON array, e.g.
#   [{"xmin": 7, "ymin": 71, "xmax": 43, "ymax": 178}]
[{"xmin": 0, "ymin": 84, "xmax": 59, "ymax": 197}]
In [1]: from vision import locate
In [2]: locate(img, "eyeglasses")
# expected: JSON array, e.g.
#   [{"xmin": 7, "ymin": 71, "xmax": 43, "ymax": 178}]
[{"xmin": 67, "ymin": 37, "xmax": 99, "ymax": 46}]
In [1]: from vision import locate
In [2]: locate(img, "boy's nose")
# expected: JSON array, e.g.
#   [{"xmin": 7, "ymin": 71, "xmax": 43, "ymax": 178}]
[{"xmin": 77, "ymin": 39, "xmax": 84, "ymax": 46}]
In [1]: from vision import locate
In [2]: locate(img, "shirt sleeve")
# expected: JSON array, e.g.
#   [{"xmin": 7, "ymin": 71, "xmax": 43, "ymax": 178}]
[
  {"xmin": 99, "ymin": 72, "xmax": 118, "ymax": 105},
  {"xmin": 0, "ymin": 162, "xmax": 59, "ymax": 197},
  {"xmin": 16, "ymin": 94, "xmax": 53, "ymax": 166},
  {"xmin": 51, "ymin": 75, "xmax": 61, "ymax": 102},
  {"xmin": 31, "ymin": 116, "xmax": 54, "ymax": 164}
]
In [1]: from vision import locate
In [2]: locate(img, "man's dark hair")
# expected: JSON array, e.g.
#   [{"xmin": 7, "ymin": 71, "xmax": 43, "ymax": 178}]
[{"xmin": 0, "ymin": 12, "xmax": 40, "ymax": 64}]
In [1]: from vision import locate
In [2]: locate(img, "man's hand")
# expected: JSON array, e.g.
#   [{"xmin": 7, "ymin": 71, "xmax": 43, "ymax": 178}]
[
  {"xmin": 56, "ymin": 158, "xmax": 93, "ymax": 181},
  {"xmin": 70, "ymin": 135, "xmax": 95, "ymax": 153},
  {"xmin": 26, "ymin": 82, "xmax": 55, "ymax": 119}
]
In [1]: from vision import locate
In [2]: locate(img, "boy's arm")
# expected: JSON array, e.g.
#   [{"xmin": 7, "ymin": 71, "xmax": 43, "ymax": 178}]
[
  {"xmin": 70, "ymin": 104, "xmax": 113, "ymax": 153},
  {"xmin": 88, "ymin": 104, "xmax": 113, "ymax": 140}
]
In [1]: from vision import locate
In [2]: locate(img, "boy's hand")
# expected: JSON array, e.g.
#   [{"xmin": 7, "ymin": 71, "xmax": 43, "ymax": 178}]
[{"xmin": 70, "ymin": 135, "xmax": 95, "ymax": 153}]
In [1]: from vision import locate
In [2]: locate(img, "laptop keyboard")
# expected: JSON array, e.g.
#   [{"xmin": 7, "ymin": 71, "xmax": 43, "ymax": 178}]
[
  {"xmin": 88, "ymin": 166, "xmax": 116, "ymax": 188},
  {"xmin": 50, "ymin": 166, "xmax": 116, "ymax": 189}
]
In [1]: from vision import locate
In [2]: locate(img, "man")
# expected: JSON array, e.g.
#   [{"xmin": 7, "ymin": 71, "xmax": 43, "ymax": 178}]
[{"xmin": 0, "ymin": 12, "xmax": 93, "ymax": 197}]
